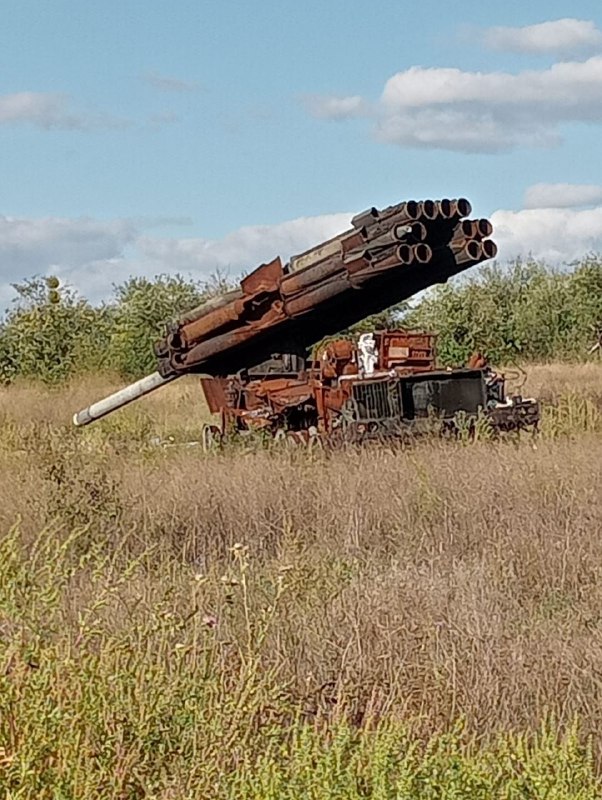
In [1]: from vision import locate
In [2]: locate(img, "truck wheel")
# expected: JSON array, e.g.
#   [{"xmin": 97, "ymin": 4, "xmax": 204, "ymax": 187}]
[{"xmin": 202, "ymin": 424, "xmax": 222, "ymax": 452}]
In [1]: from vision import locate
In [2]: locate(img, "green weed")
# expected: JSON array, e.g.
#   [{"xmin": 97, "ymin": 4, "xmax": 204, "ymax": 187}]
[{"xmin": 0, "ymin": 523, "xmax": 599, "ymax": 798}]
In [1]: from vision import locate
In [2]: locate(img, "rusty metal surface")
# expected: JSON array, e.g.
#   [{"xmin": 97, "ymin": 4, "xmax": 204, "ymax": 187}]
[
  {"xmin": 180, "ymin": 298, "xmax": 246, "ymax": 345},
  {"xmin": 437, "ymin": 199, "xmax": 453, "ymax": 219},
  {"xmin": 377, "ymin": 331, "xmax": 436, "ymax": 371},
  {"xmin": 419, "ymin": 199, "xmax": 438, "ymax": 220},
  {"xmin": 181, "ymin": 312, "xmax": 285, "ymax": 367},
  {"xmin": 377, "ymin": 199, "xmax": 421, "ymax": 222},
  {"xmin": 289, "ymin": 236, "xmax": 348, "ymax": 274},
  {"xmin": 454, "ymin": 198, "xmax": 472, "ymax": 217},
  {"xmin": 283, "ymin": 274, "xmax": 354, "ymax": 317},
  {"xmin": 200, "ymin": 376, "xmax": 230, "ymax": 414},
  {"xmin": 240, "ymin": 256, "xmax": 284, "ymax": 294},
  {"xmin": 198, "ymin": 327, "xmax": 539, "ymax": 443},
  {"xmin": 455, "ymin": 239, "xmax": 483, "ymax": 264},
  {"xmin": 280, "ymin": 255, "xmax": 345, "ymax": 296},
  {"xmin": 351, "ymin": 206, "xmax": 380, "ymax": 229},
  {"xmin": 151, "ymin": 196, "xmax": 496, "ymax": 380},
  {"xmin": 176, "ymin": 288, "xmax": 242, "ymax": 326},
  {"xmin": 476, "ymin": 219, "xmax": 494, "ymax": 238},
  {"xmin": 255, "ymin": 378, "xmax": 314, "ymax": 410},
  {"xmin": 414, "ymin": 243, "xmax": 433, "ymax": 264},
  {"xmin": 482, "ymin": 240, "xmax": 498, "ymax": 259}
]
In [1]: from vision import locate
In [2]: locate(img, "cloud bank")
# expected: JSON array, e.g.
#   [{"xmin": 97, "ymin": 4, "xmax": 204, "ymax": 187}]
[
  {"xmin": 483, "ymin": 18, "xmax": 602, "ymax": 56},
  {"xmin": 0, "ymin": 92, "xmax": 128, "ymax": 131},
  {"xmin": 305, "ymin": 53, "xmax": 602, "ymax": 152},
  {"xmin": 0, "ymin": 212, "xmax": 352, "ymax": 307},
  {"xmin": 1, "ymin": 205, "xmax": 601, "ymax": 311},
  {"xmin": 491, "ymin": 206, "xmax": 602, "ymax": 262},
  {"xmin": 524, "ymin": 183, "xmax": 602, "ymax": 209}
]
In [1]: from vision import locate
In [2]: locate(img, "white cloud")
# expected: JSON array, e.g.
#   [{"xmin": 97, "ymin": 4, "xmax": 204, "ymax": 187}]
[
  {"xmin": 379, "ymin": 58, "xmax": 602, "ymax": 109},
  {"xmin": 1, "ymin": 206, "xmax": 600, "ymax": 312},
  {"xmin": 302, "ymin": 94, "xmax": 366, "ymax": 120},
  {"xmin": 0, "ymin": 216, "xmax": 138, "ymax": 308},
  {"xmin": 484, "ymin": 18, "xmax": 602, "ymax": 56},
  {"xmin": 0, "ymin": 215, "xmax": 137, "ymax": 273},
  {"xmin": 136, "ymin": 212, "xmax": 354, "ymax": 275},
  {"xmin": 492, "ymin": 206, "xmax": 602, "ymax": 262},
  {"xmin": 524, "ymin": 183, "xmax": 602, "ymax": 209},
  {"xmin": 141, "ymin": 72, "xmax": 201, "ymax": 92},
  {"xmin": 305, "ymin": 55, "xmax": 602, "ymax": 152},
  {"xmin": 0, "ymin": 92, "xmax": 129, "ymax": 131},
  {"xmin": 0, "ymin": 92, "xmax": 82, "ymax": 129},
  {"xmin": 0, "ymin": 212, "xmax": 352, "ymax": 306}
]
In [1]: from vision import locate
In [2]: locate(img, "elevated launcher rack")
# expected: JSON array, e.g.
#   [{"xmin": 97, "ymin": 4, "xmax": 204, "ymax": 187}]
[{"xmin": 74, "ymin": 197, "xmax": 500, "ymax": 428}]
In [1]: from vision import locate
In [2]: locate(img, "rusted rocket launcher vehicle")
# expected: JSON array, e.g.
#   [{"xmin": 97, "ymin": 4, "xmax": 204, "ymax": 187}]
[
  {"xmin": 73, "ymin": 196, "xmax": 539, "ymax": 437},
  {"xmin": 200, "ymin": 329, "xmax": 540, "ymax": 445}
]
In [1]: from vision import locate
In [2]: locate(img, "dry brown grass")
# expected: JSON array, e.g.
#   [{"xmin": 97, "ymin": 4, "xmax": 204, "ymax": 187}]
[
  {"xmin": 1, "ymin": 363, "xmax": 601, "ymax": 747},
  {"xmin": 2, "ymin": 365, "xmax": 602, "ymax": 795},
  {"xmin": 521, "ymin": 361, "xmax": 602, "ymax": 401},
  {"xmin": 0, "ymin": 372, "xmax": 213, "ymax": 443},
  {"xmin": 1, "ymin": 360, "xmax": 600, "ymax": 432}
]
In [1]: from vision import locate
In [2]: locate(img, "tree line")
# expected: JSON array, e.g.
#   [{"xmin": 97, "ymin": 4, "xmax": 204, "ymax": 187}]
[{"xmin": 0, "ymin": 257, "xmax": 600, "ymax": 383}]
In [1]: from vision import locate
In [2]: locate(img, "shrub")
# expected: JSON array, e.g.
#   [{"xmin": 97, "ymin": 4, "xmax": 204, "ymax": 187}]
[
  {"xmin": 403, "ymin": 257, "xmax": 602, "ymax": 365},
  {"xmin": 104, "ymin": 274, "xmax": 207, "ymax": 377},
  {"xmin": 0, "ymin": 273, "xmax": 235, "ymax": 382},
  {"xmin": 0, "ymin": 277, "xmax": 112, "ymax": 384}
]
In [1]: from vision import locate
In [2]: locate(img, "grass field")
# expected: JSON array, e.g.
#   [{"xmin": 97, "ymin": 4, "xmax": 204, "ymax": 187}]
[{"xmin": 1, "ymin": 363, "xmax": 601, "ymax": 798}]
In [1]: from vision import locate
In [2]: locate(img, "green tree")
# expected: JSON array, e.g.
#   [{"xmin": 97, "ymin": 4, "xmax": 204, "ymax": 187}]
[
  {"xmin": 568, "ymin": 257, "xmax": 602, "ymax": 352},
  {"xmin": 0, "ymin": 277, "xmax": 112, "ymax": 383},
  {"xmin": 403, "ymin": 257, "xmax": 602, "ymax": 365},
  {"xmin": 105, "ymin": 274, "xmax": 230, "ymax": 377}
]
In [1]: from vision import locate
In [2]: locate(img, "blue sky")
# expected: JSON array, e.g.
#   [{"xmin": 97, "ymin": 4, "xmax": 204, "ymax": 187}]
[{"xmin": 2, "ymin": 0, "xmax": 602, "ymax": 305}]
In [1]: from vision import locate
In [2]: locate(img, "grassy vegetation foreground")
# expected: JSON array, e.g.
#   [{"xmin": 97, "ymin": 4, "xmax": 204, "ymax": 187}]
[{"xmin": 1, "ymin": 366, "xmax": 602, "ymax": 797}]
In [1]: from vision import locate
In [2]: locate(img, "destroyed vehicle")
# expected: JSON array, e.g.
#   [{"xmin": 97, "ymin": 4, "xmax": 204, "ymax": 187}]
[
  {"xmin": 199, "ymin": 330, "xmax": 540, "ymax": 446},
  {"xmin": 71, "ymin": 194, "xmax": 540, "ymax": 440}
]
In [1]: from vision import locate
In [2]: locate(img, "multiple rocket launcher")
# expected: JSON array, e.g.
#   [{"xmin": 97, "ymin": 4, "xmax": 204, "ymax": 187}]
[{"xmin": 73, "ymin": 197, "xmax": 497, "ymax": 427}]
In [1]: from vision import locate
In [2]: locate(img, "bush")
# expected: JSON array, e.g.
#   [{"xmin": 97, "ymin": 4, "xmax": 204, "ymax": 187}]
[
  {"xmin": 0, "ymin": 273, "xmax": 234, "ymax": 383},
  {"xmin": 0, "ymin": 259, "xmax": 600, "ymax": 384},
  {"xmin": 104, "ymin": 274, "xmax": 207, "ymax": 377},
  {"xmin": 403, "ymin": 257, "xmax": 602, "ymax": 365},
  {"xmin": 0, "ymin": 277, "xmax": 113, "ymax": 384}
]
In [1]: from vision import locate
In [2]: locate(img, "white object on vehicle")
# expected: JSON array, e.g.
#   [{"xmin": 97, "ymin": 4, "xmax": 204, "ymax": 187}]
[{"xmin": 357, "ymin": 333, "xmax": 378, "ymax": 376}]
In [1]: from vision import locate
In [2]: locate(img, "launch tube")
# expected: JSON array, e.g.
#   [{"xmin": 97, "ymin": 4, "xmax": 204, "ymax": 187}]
[{"xmin": 73, "ymin": 372, "xmax": 178, "ymax": 427}]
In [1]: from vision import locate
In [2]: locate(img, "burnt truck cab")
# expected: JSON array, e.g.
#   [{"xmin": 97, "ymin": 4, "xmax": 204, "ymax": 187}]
[
  {"xmin": 349, "ymin": 367, "xmax": 486, "ymax": 423},
  {"xmin": 346, "ymin": 368, "xmax": 539, "ymax": 439},
  {"xmin": 200, "ymin": 329, "xmax": 540, "ymax": 442}
]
